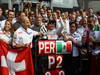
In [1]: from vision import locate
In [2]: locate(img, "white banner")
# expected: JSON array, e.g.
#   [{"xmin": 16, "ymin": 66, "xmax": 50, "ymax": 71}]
[{"xmin": 52, "ymin": 0, "xmax": 75, "ymax": 8}]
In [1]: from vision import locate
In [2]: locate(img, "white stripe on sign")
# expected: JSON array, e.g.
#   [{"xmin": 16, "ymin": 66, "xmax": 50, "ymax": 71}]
[
  {"xmin": 1, "ymin": 56, "xmax": 8, "ymax": 67},
  {"xmin": 13, "ymin": 60, "xmax": 26, "ymax": 72},
  {"xmin": 6, "ymin": 51, "xmax": 17, "ymax": 75},
  {"xmin": 6, "ymin": 51, "xmax": 26, "ymax": 75},
  {"xmin": 7, "ymin": 59, "xmax": 26, "ymax": 75},
  {"xmin": 7, "ymin": 51, "xmax": 17, "ymax": 62}
]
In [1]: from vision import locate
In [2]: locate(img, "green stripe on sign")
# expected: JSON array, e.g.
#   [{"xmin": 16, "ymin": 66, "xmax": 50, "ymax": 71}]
[
  {"xmin": 93, "ymin": 26, "xmax": 100, "ymax": 31},
  {"xmin": 56, "ymin": 41, "xmax": 64, "ymax": 53}
]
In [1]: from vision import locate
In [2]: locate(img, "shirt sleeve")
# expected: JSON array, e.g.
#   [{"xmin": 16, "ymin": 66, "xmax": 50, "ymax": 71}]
[
  {"xmin": 74, "ymin": 33, "xmax": 82, "ymax": 45},
  {"xmin": 32, "ymin": 30, "xmax": 39, "ymax": 36},
  {"xmin": 12, "ymin": 32, "xmax": 24, "ymax": 46}
]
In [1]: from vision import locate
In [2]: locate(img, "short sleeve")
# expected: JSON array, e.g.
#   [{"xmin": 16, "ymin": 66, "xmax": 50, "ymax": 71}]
[
  {"xmin": 32, "ymin": 30, "xmax": 39, "ymax": 36},
  {"xmin": 12, "ymin": 32, "xmax": 24, "ymax": 46}
]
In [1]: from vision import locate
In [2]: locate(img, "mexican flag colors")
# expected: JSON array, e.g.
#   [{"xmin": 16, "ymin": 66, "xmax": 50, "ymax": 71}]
[{"xmin": 38, "ymin": 40, "xmax": 73, "ymax": 55}]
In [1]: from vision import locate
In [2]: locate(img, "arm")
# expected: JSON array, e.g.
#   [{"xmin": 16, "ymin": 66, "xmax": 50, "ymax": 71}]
[
  {"xmin": 56, "ymin": 18, "xmax": 64, "ymax": 35},
  {"xmin": 13, "ymin": 44, "xmax": 26, "ymax": 48},
  {"xmin": 71, "ymin": 37, "xmax": 82, "ymax": 48},
  {"xmin": 12, "ymin": 32, "xmax": 29, "ymax": 48},
  {"xmin": 12, "ymin": 37, "xmax": 28, "ymax": 48}
]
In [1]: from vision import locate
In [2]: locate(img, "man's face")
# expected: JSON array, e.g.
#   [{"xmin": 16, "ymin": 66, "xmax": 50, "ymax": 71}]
[
  {"xmin": 52, "ymin": 13, "xmax": 57, "ymax": 20},
  {"xmin": 89, "ymin": 9, "xmax": 94, "ymax": 14},
  {"xmin": 47, "ymin": 10, "xmax": 52, "ymax": 16},
  {"xmin": 71, "ymin": 14, "xmax": 76, "ymax": 21},
  {"xmin": 40, "ymin": 9, "xmax": 45, "ymax": 15},
  {"xmin": 61, "ymin": 13, "xmax": 66, "ymax": 20},
  {"xmin": 8, "ymin": 11, "xmax": 15, "ymax": 20},
  {"xmin": 22, "ymin": 17, "xmax": 31, "ymax": 28},
  {"xmin": 20, "ymin": 13, "xmax": 26, "ymax": 20},
  {"xmin": 36, "ymin": 18, "xmax": 42, "ymax": 25},
  {"xmin": 70, "ymin": 23, "xmax": 76, "ymax": 33}
]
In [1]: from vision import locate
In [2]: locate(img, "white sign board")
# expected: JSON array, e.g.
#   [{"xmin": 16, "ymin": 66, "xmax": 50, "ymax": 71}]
[{"xmin": 52, "ymin": 0, "xmax": 76, "ymax": 8}]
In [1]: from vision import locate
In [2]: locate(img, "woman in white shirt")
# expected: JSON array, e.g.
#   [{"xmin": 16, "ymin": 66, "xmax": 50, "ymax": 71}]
[{"xmin": 0, "ymin": 20, "xmax": 14, "ymax": 45}]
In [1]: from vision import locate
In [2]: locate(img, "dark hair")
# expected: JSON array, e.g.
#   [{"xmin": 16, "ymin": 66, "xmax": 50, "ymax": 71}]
[
  {"xmin": 70, "ymin": 21, "xmax": 78, "ymax": 29},
  {"xmin": 17, "ymin": 11, "xmax": 24, "ymax": 16},
  {"xmin": 7, "ymin": 10, "xmax": 14, "ymax": 15},
  {"xmin": 47, "ymin": 20, "xmax": 56, "ymax": 27},
  {"xmin": 48, "ymin": 20, "xmax": 56, "ymax": 24}
]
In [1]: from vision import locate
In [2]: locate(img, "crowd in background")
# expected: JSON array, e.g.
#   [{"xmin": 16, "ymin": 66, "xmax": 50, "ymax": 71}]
[{"xmin": 0, "ymin": 4, "xmax": 100, "ymax": 75}]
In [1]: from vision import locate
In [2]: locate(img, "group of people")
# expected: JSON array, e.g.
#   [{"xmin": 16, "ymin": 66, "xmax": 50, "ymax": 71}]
[{"xmin": 0, "ymin": 4, "xmax": 100, "ymax": 75}]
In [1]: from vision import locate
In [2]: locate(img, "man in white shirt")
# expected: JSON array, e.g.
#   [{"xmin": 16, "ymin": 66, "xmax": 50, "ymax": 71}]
[
  {"xmin": 61, "ymin": 13, "xmax": 70, "ymax": 35},
  {"xmin": 12, "ymin": 17, "xmax": 42, "ymax": 48},
  {"xmin": 64, "ymin": 22, "xmax": 82, "ymax": 75}
]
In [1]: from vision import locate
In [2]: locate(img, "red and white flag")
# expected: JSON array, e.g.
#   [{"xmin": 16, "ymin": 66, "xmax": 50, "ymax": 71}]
[{"xmin": 0, "ymin": 40, "xmax": 34, "ymax": 75}]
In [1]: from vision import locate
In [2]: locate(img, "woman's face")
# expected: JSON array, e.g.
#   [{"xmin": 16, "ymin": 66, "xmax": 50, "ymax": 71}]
[{"xmin": 4, "ymin": 21, "xmax": 11, "ymax": 31}]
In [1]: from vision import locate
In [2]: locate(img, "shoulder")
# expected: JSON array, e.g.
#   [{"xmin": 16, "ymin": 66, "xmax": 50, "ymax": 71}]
[
  {"xmin": 74, "ymin": 31, "xmax": 81, "ymax": 37},
  {"xmin": 14, "ymin": 27, "xmax": 23, "ymax": 34},
  {"xmin": 0, "ymin": 20, "xmax": 6, "ymax": 23},
  {"xmin": 27, "ymin": 28, "xmax": 36, "ymax": 33},
  {"xmin": 27, "ymin": 28, "xmax": 34, "ymax": 31},
  {"xmin": 28, "ymin": 28, "xmax": 39, "ymax": 35}
]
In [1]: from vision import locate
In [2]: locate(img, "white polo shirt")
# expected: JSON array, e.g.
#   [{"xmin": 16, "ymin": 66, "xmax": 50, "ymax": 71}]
[
  {"xmin": 70, "ymin": 31, "xmax": 82, "ymax": 57},
  {"xmin": 92, "ymin": 30, "xmax": 100, "ymax": 55},
  {"xmin": 0, "ymin": 29, "xmax": 12, "ymax": 43},
  {"xmin": 77, "ymin": 26, "xmax": 85, "ymax": 36},
  {"xmin": 0, "ymin": 20, "xmax": 6, "ymax": 29},
  {"xmin": 13, "ymin": 27, "xmax": 39, "ymax": 47}
]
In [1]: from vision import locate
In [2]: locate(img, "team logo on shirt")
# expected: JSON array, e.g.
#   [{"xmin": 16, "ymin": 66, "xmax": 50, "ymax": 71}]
[{"xmin": 17, "ymin": 32, "xmax": 23, "ymax": 34}]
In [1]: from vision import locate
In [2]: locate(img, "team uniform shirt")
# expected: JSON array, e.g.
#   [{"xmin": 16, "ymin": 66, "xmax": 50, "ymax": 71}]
[
  {"xmin": 47, "ymin": 29, "xmax": 58, "ymax": 40},
  {"xmin": 0, "ymin": 28, "xmax": 12, "ymax": 44},
  {"xmin": 68, "ymin": 31, "xmax": 82, "ymax": 57},
  {"xmin": 92, "ymin": 30, "xmax": 100, "ymax": 55},
  {"xmin": 77, "ymin": 26, "xmax": 86, "ymax": 36},
  {"xmin": 76, "ymin": 16, "xmax": 82, "ymax": 22},
  {"xmin": 13, "ymin": 27, "xmax": 39, "ymax": 48}
]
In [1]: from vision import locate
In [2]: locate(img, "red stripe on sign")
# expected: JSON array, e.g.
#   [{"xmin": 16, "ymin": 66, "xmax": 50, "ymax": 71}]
[{"xmin": 66, "ymin": 41, "xmax": 72, "ymax": 53}]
